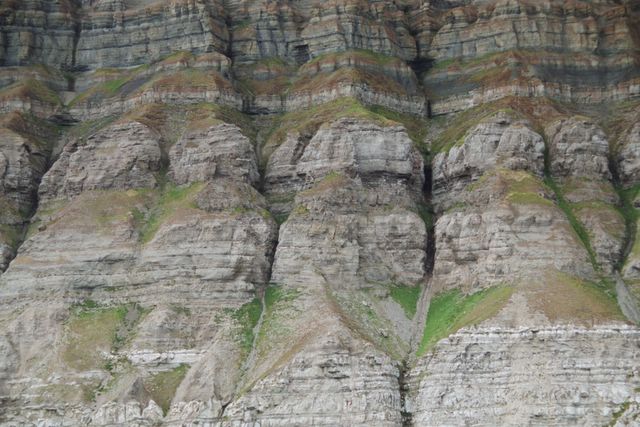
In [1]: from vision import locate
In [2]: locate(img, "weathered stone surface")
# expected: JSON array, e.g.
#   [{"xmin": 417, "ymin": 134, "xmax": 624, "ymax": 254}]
[
  {"xmin": 618, "ymin": 122, "xmax": 640, "ymax": 188},
  {"xmin": 0, "ymin": 0, "xmax": 77, "ymax": 67},
  {"xmin": 545, "ymin": 117, "xmax": 625, "ymax": 272},
  {"xmin": 0, "ymin": 112, "xmax": 54, "ymax": 271},
  {"xmin": 169, "ymin": 123, "xmax": 259, "ymax": 186},
  {"xmin": 265, "ymin": 118, "xmax": 424, "ymax": 213},
  {"xmin": 432, "ymin": 169, "xmax": 593, "ymax": 293},
  {"xmin": 76, "ymin": 0, "xmax": 229, "ymax": 69},
  {"xmin": 432, "ymin": 112, "xmax": 545, "ymax": 212},
  {"xmin": 0, "ymin": 117, "xmax": 276, "ymax": 426},
  {"xmin": 223, "ymin": 333, "xmax": 403, "ymax": 426},
  {"xmin": 39, "ymin": 120, "xmax": 162, "ymax": 203},
  {"xmin": 409, "ymin": 326, "xmax": 640, "ymax": 426},
  {"xmin": 1, "ymin": 1, "xmax": 640, "ymax": 426},
  {"xmin": 546, "ymin": 117, "xmax": 612, "ymax": 183}
]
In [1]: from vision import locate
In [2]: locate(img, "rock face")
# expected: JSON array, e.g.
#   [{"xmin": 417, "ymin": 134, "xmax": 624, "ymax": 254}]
[
  {"xmin": 39, "ymin": 120, "xmax": 162, "ymax": 202},
  {"xmin": 409, "ymin": 326, "xmax": 640, "ymax": 426},
  {"xmin": 169, "ymin": 123, "xmax": 259, "ymax": 186},
  {"xmin": 1, "ymin": 1, "xmax": 640, "ymax": 426},
  {"xmin": 432, "ymin": 112, "xmax": 545, "ymax": 211}
]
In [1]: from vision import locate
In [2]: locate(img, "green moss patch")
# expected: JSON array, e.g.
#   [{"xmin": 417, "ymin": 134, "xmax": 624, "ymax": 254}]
[
  {"xmin": 264, "ymin": 98, "xmax": 396, "ymax": 150},
  {"xmin": 389, "ymin": 285, "xmax": 422, "ymax": 319},
  {"xmin": 431, "ymin": 105, "xmax": 518, "ymax": 154},
  {"xmin": 63, "ymin": 302, "xmax": 146, "ymax": 371},
  {"xmin": 69, "ymin": 70, "xmax": 136, "ymax": 106},
  {"xmin": 255, "ymin": 285, "xmax": 300, "ymax": 358},
  {"xmin": 136, "ymin": 183, "xmax": 203, "ymax": 244},
  {"xmin": 327, "ymin": 287, "xmax": 407, "ymax": 360},
  {"xmin": 144, "ymin": 364, "xmax": 189, "ymax": 415},
  {"xmin": 418, "ymin": 286, "xmax": 513, "ymax": 356},
  {"xmin": 232, "ymin": 298, "xmax": 263, "ymax": 356}
]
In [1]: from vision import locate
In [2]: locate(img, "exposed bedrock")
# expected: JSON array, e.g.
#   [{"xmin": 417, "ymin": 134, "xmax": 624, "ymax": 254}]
[{"xmin": 0, "ymin": 0, "xmax": 639, "ymax": 425}]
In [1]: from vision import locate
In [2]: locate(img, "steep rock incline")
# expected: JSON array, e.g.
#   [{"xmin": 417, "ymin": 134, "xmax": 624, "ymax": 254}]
[
  {"xmin": 432, "ymin": 111, "xmax": 545, "ymax": 210},
  {"xmin": 0, "ymin": 0, "xmax": 78, "ymax": 67},
  {"xmin": 76, "ymin": 0, "xmax": 229, "ymax": 69},
  {"xmin": 0, "ymin": 104, "xmax": 277, "ymax": 425},
  {"xmin": 420, "ymin": 0, "xmax": 640, "ymax": 113},
  {"xmin": 413, "ymin": 97, "xmax": 637, "ymax": 426},
  {"xmin": 227, "ymin": 0, "xmax": 417, "ymax": 64},
  {"xmin": 200, "ymin": 118, "xmax": 428, "ymax": 425},
  {"xmin": 0, "ymin": 0, "xmax": 639, "ymax": 426},
  {"xmin": 68, "ymin": 52, "xmax": 241, "ymax": 121},
  {"xmin": 39, "ymin": 120, "xmax": 163, "ymax": 202},
  {"xmin": 431, "ymin": 107, "xmax": 593, "ymax": 292},
  {"xmin": 613, "ymin": 102, "xmax": 640, "ymax": 321},
  {"xmin": 409, "ymin": 326, "xmax": 640, "ymax": 426},
  {"xmin": 545, "ymin": 116, "xmax": 625, "ymax": 273},
  {"xmin": 0, "ymin": 112, "xmax": 54, "ymax": 271}
]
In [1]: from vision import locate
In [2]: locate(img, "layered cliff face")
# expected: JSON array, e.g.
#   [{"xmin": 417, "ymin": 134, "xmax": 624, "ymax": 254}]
[{"xmin": 1, "ymin": 1, "xmax": 640, "ymax": 426}]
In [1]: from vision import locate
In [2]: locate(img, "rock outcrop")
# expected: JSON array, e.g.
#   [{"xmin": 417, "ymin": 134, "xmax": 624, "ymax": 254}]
[{"xmin": 1, "ymin": 1, "xmax": 639, "ymax": 426}]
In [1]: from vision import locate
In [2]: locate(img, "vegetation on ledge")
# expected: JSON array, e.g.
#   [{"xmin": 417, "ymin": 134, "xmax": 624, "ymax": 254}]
[{"xmin": 418, "ymin": 286, "xmax": 513, "ymax": 356}]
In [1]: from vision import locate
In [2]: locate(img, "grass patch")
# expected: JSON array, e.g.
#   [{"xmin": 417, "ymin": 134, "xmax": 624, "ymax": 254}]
[
  {"xmin": 69, "ymin": 72, "xmax": 134, "ymax": 106},
  {"xmin": 144, "ymin": 364, "xmax": 189, "ymax": 415},
  {"xmin": 265, "ymin": 98, "xmax": 398, "ymax": 150},
  {"xmin": 232, "ymin": 298, "xmax": 263, "ymax": 356},
  {"xmin": 530, "ymin": 271, "xmax": 624, "ymax": 324},
  {"xmin": 261, "ymin": 97, "xmax": 427, "ymax": 166},
  {"xmin": 304, "ymin": 49, "xmax": 402, "ymax": 69},
  {"xmin": 63, "ymin": 302, "xmax": 138, "ymax": 371},
  {"xmin": 507, "ymin": 191, "xmax": 553, "ymax": 206},
  {"xmin": 389, "ymin": 285, "xmax": 422, "ymax": 319},
  {"xmin": 255, "ymin": 284, "xmax": 300, "ymax": 358},
  {"xmin": 0, "ymin": 78, "xmax": 61, "ymax": 105},
  {"xmin": 418, "ymin": 286, "xmax": 513, "ymax": 356},
  {"xmin": 608, "ymin": 401, "xmax": 631, "ymax": 427},
  {"xmin": 264, "ymin": 285, "xmax": 300, "ymax": 310},
  {"xmin": 327, "ymin": 287, "xmax": 407, "ymax": 359}
]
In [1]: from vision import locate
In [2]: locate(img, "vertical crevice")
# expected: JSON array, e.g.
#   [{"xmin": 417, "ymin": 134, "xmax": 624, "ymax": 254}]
[
  {"xmin": 71, "ymin": 19, "xmax": 81, "ymax": 69},
  {"xmin": 398, "ymin": 360, "xmax": 413, "ymax": 427},
  {"xmin": 423, "ymin": 163, "xmax": 436, "ymax": 274},
  {"xmin": 0, "ymin": 117, "xmax": 68, "ymax": 274},
  {"xmin": 68, "ymin": 0, "xmax": 83, "ymax": 71}
]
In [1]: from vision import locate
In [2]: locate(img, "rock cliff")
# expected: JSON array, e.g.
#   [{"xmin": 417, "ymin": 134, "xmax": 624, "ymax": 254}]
[{"xmin": 0, "ymin": 0, "xmax": 639, "ymax": 426}]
